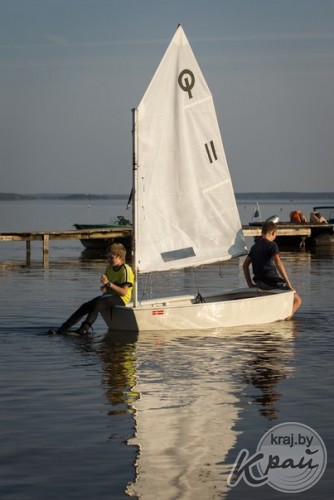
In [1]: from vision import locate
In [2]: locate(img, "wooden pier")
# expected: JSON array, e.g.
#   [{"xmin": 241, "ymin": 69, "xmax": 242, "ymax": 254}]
[
  {"xmin": 0, "ymin": 225, "xmax": 313, "ymax": 267},
  {"xmin": 0, "ymin": 227, "xmax": 132, "ymax": 267},
  {"xmin": 242, "ymin": 224, "xmax": 312, "ymax": 249},
  {"xmin": 242, "ymin": 224, "xmax": 311, "ymax": 238}
]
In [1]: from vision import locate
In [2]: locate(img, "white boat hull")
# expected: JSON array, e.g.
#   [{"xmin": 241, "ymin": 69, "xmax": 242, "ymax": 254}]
[{"xmin": 101, "ymin": 288, "xmax": 294, "ymax": 332}]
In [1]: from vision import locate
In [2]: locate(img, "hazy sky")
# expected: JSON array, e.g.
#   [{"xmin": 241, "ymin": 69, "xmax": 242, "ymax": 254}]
[{"xmin": 1, "ymin": 0, "xmax": 334, "ymax": 194}]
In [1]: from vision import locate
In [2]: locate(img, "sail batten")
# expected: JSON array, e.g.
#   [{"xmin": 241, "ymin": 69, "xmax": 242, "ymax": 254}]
[{"xmin": 134, "ymin": 26, "xmax": 247, "ymax": 274}]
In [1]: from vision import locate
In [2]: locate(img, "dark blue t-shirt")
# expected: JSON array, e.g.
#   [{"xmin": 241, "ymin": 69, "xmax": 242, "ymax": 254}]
[{"xmin": 249, "ymin": 237, "xmax": 280, "ymax": 282}]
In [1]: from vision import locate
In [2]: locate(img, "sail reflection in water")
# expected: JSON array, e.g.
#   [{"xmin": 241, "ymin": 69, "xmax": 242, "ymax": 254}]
[{"xmin": 123, "ymin": 321, "xmax": 296, "ymax": 499}]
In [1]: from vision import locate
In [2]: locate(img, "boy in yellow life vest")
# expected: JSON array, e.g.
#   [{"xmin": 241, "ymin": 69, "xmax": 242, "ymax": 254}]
[{"xmin": 49, "ymin": 243, "xmax": 134, "ymax": 335}]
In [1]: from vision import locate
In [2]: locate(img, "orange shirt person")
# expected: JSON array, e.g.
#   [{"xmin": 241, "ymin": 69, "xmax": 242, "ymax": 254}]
[{"xmin": 289, "ymin": 210, "xmax": 307, "ymax": 223}]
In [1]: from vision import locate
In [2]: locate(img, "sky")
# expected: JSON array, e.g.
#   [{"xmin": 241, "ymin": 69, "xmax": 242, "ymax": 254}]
[{"xmin": 1, "ymin": 0, "xmax": 334, "ymax": 194}]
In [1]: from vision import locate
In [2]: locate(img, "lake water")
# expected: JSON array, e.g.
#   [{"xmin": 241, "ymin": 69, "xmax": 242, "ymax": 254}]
[{"xmin": 0, "ymin": 195, "xmax": 333, "ymax": 499}]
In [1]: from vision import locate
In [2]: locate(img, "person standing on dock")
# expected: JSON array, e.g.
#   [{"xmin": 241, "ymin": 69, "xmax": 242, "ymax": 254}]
[
  {"xmin": 243, "ymin": 221, "xmax": 302, "ymax": 319},
  {"xmin": 49, "ymin": 243, "xmax": 134, "ymax": 335}
]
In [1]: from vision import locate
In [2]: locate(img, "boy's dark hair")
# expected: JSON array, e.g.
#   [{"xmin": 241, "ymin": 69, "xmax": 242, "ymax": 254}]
[{"xmin": 261, "ymin": 221, "xmax": 277, "ymax": 235}]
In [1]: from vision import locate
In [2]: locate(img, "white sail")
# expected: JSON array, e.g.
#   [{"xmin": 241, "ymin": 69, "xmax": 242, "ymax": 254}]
[{"xmin": 134, "ymin": 26, "xmax": 246, "ymax": 274}]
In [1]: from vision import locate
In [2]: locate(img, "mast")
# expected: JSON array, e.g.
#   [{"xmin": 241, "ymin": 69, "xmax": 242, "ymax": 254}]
[{"xmin": 131, "ymin": 107, "xmax": 138, "ymax": 307}]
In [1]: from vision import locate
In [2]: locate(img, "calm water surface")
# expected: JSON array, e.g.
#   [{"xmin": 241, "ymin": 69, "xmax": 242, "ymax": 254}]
[{"xmin": 0, "ymin": 197, "xmax": 333, "ymax": 499}]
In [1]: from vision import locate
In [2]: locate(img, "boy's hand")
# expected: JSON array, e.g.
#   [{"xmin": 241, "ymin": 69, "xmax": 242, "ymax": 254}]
[{"xmin": 101, "ymin": 274, "xmax": 109, "ymax": 285}]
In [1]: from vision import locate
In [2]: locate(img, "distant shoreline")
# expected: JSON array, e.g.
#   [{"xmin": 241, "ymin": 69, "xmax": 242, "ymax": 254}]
[
  {"xmin": 0, "ymin": 192, "xmax": 333, "ymax": 201},
  {"xmin": 0, "ymin": 193, "xmax": 129, "ymax": 201}
]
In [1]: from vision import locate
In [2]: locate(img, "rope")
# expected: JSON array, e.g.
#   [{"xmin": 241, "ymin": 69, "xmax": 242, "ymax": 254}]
[{"xmin": 193, "ymin": 268, "xmax": 206, "ymax": 303}]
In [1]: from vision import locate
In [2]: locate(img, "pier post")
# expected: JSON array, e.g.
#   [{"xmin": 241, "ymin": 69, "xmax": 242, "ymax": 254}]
[
  {"xmin": 43, "ymin": 234, "xmax": 49, "ymax": 268},
  {"xmin": 26, "ymin": 240, "xmax": 31, "ymax": 265}
]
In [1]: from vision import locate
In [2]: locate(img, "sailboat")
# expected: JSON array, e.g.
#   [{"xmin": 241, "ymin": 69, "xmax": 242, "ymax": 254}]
[{"xmin": 102, "ymin": 25, "xmax": 294, "ymax": 332}]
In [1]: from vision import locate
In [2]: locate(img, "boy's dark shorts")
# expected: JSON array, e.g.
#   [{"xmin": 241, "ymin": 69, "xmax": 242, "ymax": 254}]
[{"xmin": 255, "ymin": 277, "xmax": 288, "ymax": 290}]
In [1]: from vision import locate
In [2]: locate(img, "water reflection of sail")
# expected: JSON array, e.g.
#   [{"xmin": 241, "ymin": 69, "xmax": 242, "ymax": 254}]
[
  {"xmin": 126, "ymin": 331, "xmax": 244, "ymax": 499},
  {"xmin": 126, "ymin": 323, "xmax": 296, "ymax": 499}
]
